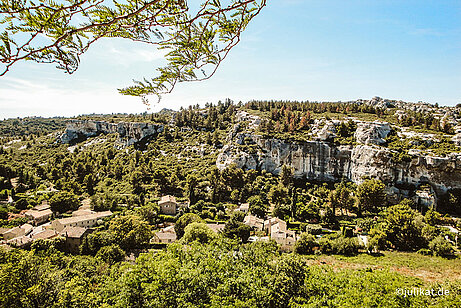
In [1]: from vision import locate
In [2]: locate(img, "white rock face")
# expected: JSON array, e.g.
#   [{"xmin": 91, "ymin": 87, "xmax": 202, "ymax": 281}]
[
  {"xmin": 317, "ymin": 122, "xmax": 337, "ymax": 141},
  {"xmin": 453, "ymin": 133, "xmax": 461, "ymax": 146},
  {"xmin": 235, "ymin": 111, "xmax": 261, "ymax": 129},
  {"xmin": 217, "ymin": 128, "xmax": 461, "ymax": 195},
  {"xmin": 216, "ymin": 145, "xmax": 258, "ymax": 170},
  {"xmin": 354, "ymin": 122, "xmax": 391, "ymax": 145},
  {"xmin": 60, "ymin": 120, "xmax": 163, "ymax": 147}
]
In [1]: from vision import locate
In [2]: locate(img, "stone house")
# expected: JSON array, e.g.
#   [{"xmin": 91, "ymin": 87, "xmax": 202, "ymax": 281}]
[
  {"xmin": 151, "ymin": 225, "xmax": 177, "ymax": 244},
  {"xmin": 31, "ymin": 229, "xmax": 59, "ymax": 241},
  {"xmin": 3, "ymin": 223, "xmax": 33, "ymax": 241},
  {"xmin": 235, "ymin": 203, "xmax": 249, "ymax": 213},
  {"xmin": 25, "ymin": 208, "xmax": 53, "ymax": 225},
  {"xmin": 270, "ymin": 223, "xmax": 297, "ymax": 249},
  {"xmin": 51, "ymin": 211, "xmax": 112, "ymax": 232},
  {"xmin": 243, "ymin": 214, "xmax": 264, "ymax": 231},
  {"xmin": 158, "ymin": 195, "xmax": 178, "ymax": 215},
  {"xmin": 263, "ymin": 217, "xmax": 287, "ymax": 234},
  {"xmin": 60, "ymin": 226, "xmax": 91, "ymax": 254}
]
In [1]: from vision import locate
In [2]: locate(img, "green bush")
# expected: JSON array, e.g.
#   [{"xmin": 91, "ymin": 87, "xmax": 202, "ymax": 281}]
[
  {"xmin": 332, "ymin": 237, "xmax": 361, "ymax": 256},
  {"xmin": 294, "ymin": 233, "xmax": 318, "ymax": 255},
  {"xmin": 429, "ymin": 236, "xmax": 454, "ymax": 257},
  {"xmin": 96, "ymin": 244, "xmax": 125, "ymax": 264},
  {"xmin": 318, "ymin": 233, "xmax": 340, "ymax": 254},
  {"xmin": 182, "ymin": 222, "xmax": 217, "ymax": 244},
  {"xmin": 305, "ymin": 224, "xmax": 322, "ymax": 235},
  {"xmin": 318, "ymin": 233, "xmax": 360, "ymax": 256},
  {"xmin": 417, "ymin": 248, "xmax": 431, "ymax": 256}
]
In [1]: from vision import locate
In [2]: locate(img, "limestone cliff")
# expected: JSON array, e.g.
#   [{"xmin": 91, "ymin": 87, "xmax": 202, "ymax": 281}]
[
  {"xmin": 60, "ymin": 120, "xmax": 163, "ymax": 147},
  {"xmin": 217, "ymin": 112, "xmax": 461, "ymax": 202}
]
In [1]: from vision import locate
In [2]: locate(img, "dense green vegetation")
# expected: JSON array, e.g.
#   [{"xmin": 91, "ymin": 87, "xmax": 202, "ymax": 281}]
[
  {"xmin": 1, "ymin": 238, "xmax": 460, "ymax": 308},
  {"xmin": 0, "ymin": 117, "xmax": 66, "ymax": 137},
  {"xmin": 1, "ymin": 100, "xmax": 460, "ymax": 307}
]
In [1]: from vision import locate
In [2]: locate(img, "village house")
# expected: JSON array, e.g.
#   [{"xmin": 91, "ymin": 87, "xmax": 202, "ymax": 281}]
[
  {"xmin": 151, "ymin": 225, "xmax": 177, "ymax": 244},
  {"xmin": 243, "ymin": 214, "xmax": 264, "ymax": 231},
  {"xmin": 31, "ymin": 229, "xmax": 59, "ymax": 241},
  {"xmin": 158, "ymin": 195, "xmax": 178, "ymax": 215},
  {"xmin": 0, "ymin": 227, "xmax": 9, "ymax": 240},
  {"xmin": 2, "ymin": 223, "xmax": 33, "ymax": 241},
  {"xmin": 72, "ymin": 209, "xmax": 95, "ymax": 217},
  {"xmin": 235, "ymin": 203, "xmax": 249, "ymax": 213},
  {"xmin": 25, "ymin": 208, "xmax": 53, "ymax": 225},
  {"xmin": 7, "ymin": 235, "xmax": 33, "ymax": 248},
  {"xmin": 51, "ymin": 211, "xmax": 112, "ymax": 232},
  {"xmin": 60, "ymin": 226, "xmax": 91, "ymax": 254},
  {"xmin": 263, "ymin": 217, "xmax": 287, "ymax": 234},
  {"xmin": 270, "ymin": 223, "xmax": 298, "ymax": 249},
  {"xmin": 34, "ymin": 201, "xmax": 51, "ymax": 211}
]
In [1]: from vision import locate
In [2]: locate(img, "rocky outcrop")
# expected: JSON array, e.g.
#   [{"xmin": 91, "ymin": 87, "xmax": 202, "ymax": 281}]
[
  {"xmin": 217, "ymin": 115, "xmax": 461, "ymax": 199},
  {"xmin": 60, "ymin": 120, "xmax": 163, "ymax": 147},
  {"xmin": 354, "ymin": 122, "xmax": 390, "ymax": 145},
  {"xmin": 218, "ymin": 133, "xmax": 461, "ymax": 195}
]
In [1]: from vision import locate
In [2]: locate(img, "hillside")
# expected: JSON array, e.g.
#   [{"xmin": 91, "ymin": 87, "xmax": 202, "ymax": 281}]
[{"xmin": 0, "ymin": 98, "xmax": 460, "ymax": 307}]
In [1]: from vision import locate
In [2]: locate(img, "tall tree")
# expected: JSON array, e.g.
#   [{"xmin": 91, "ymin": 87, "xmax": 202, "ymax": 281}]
[
  {"xmin": 356, "ymin": 179, "xmax": 386, "ymax": 216},
  {"xmin": 49, "ymin": 191, "xmax": 80, "ymax": 213},
  {"xmin": 247, "ymin": 195, "xmax": 267, "ymax": 218},
  {"xmin": 328, "ymin": 181, "xmax": 355, "ymax": 216},
  {"xmin": 279, "ymin": 164, "xmax": 294, "ymax": 187}
]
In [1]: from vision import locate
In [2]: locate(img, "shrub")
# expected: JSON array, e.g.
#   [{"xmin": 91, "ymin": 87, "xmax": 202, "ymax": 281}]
[
  {"xmin": 424, "ymin": 209, "xmax": 441, "ymax": 226},
  {"xmin": 318, "ymin": 233, "xmax": 340, "ymax": 254},
  {"xmin": 182, "ymin": 222, "xmax": 217, "ymax": 244},
  {"xmin": 305, "ymin": 224, "xmax": 322, "ymax": 235},
  {"xmin": 366, "ymin": 228, "xmax": 388, "ymax": 253},
  {"xmin": 332, "ymin": 237, "xmax": 361, "ymax": 256},
  {"xmin": 356, "ymin": 217, "xmax": 377, "ymax": 233},
  {"xmin": 429, "ymin": 236, "xmax": 454, "ymax": 257},
  {"xmin": 96, "ymin": 244, "xmax": 125, "ymax": 264},
  {"xmin": 318, "ymin": 237, "xmax": 335, "ymax": 254},
  {"xmin": 417, "ymin": 248, "xmax": 432, "ymax": 256},
  {"xmin": 383, "ymin": 201, "xmax": 426, "ymax": 251},
  {"xmin": 294, "ymin": 233, "xmax": 318, "ymax": 255}
]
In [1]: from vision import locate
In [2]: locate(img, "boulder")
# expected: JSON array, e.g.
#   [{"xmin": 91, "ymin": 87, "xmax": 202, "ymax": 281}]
[{"xmin": 354, "ymin": 122, "xmax": 391, "ymax": 145}]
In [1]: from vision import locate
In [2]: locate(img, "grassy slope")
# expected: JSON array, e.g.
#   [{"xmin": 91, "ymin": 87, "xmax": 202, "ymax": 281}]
[{"xmin": 304, "ymin": 251, "xmax": 461, "ymax": 283}]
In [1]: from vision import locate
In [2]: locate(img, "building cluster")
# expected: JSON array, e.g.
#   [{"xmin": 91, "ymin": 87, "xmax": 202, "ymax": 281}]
[
  {"xmin": 243, "ymin": 214, "xmax": 298, "ymax": 249},
  {"xmin": 152, "ymin": 196, "xmax": 298, "ymax": 249},
  {"xmin": 151, "ymin": 222, "xmax": 226, "ymax": 244},
  {"xmin": 0, "ymin": 200, "xmax": 112, "ymax": 253}
]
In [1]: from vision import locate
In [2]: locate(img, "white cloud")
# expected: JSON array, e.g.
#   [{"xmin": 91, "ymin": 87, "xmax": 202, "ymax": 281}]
[{"xmin": 0, "ymin": 81, "xmax": 147, "ymax": 119}]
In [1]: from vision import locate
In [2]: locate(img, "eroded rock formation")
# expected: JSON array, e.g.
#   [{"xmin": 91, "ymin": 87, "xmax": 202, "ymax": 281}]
[
  {"xmin": 61, "ymin": 120, "xmax": 163, "ymax": 147},
  {"xmin": 217, "ymin": 112, "xmax": 461, "ymax": 199}
]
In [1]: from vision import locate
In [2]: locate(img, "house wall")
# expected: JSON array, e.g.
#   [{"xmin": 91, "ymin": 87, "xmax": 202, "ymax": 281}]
[
  {"xmin": 52, "ymin": 217, "xmax": 100, "ymax": 232},
  {"xmin": 160, "ymin": 201, "xmax": 177, "ymax": 215}
]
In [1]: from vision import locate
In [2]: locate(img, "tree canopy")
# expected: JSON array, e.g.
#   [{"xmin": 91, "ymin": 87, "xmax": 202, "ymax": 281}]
[{"xmin": 0, "ymin": 0, "xmax": 266, "ymax": 102}]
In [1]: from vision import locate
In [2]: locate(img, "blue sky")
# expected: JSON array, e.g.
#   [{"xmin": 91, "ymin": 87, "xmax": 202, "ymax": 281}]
[{"xmin": 1, "ymin": 0, "xmax": 460, "ymax": 118}]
